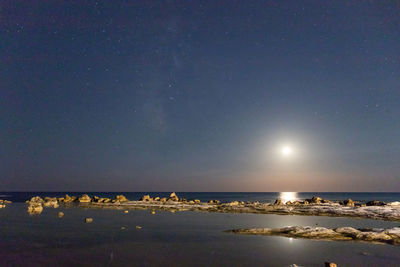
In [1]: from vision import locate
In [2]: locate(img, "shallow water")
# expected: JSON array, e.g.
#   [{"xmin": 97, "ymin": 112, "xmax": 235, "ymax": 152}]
[{"xmin": 1, "ymin": 203, "xmax": 400, "ymax": 266}]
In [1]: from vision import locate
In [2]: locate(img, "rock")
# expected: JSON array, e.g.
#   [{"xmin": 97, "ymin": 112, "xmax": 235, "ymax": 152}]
[
  {"xmin": 322, "ymin": 199, "xmax": 331, "ymax": 204},
  {"xmin": 85, "ymin": 217, "xmax": 93, "ymax": 223},
  {"xmin": 28, "ymin": 204, "xmax": 43, "ymax": 214},
  {"xmin": 303, "ymin": 200, "xmax": 309, "ymax": 205},
  {"xmin": 343, "ymin": 199, "xmax": 355, "ymax": 207},
  {"xmin": 136, "ymin": 225, "xmax": 142, "ymax": 229},
  {"xmin": 0, "ymin": 204, "xmax": 5, "ymax": 208},
  {"xmin": 194, "ymin": 199, "xmax": 200, "ymax": 203},
  {"xmin": 58, "ymin": 212, "xmax": 64, "ymax": 218},
  {"xmin": 27, "ymin": 196, "xmax": 44, "ymax": 204},
  {"xmin": 228, "ymin": 201, "xmax": 240, "ymax": 206},
  {"xmin": 121, "ymin": 226, "xmax": 126, "ymax": 230},
  {"xmin": 78, "ymin": 194, "xmax": 91, "ymax": 203},
  {"xmin": 43, "ymin": 197, "xmax": 59, "ymax": 208},
  {"xmin": 115, "ymin": 195, "xmax": 129, "ymax": 202},
  {"xmin": 292, "ymin": 201, "xmax": 301, "ymax": 205},
  {"xmin": 286, "ymin": 201, "xmax": 292, "ymax": 205},
  {"xmin": 124, "ymin": 210, "xmax": 129, "ymax": 213},
  {"xmin": 154, "ymin": 197, "xmax": 160, "ymax": 201},
  {"xmin": 63, "ymin": 194, "xmax": 75, "ymax": 203},
  {"xmin": 208, "ymin": 200, "xmax": 214, "ymax": 204},
  {"xmin": 325, "ymin": 262, "xmax": 337, "ymax": 267},
  {"xmin": 169, "ymin": 192, "xmax": 179, "ymax": 201},
  {"xmin": 160, "ymin": 197, "xmax": 167, "ymax": 202},
  {"xmin": 274, "ymin": 198, "xmax": 284, "ymax": 205},
  {"xmin": 366, "ymin": 200, "xmax": 385, "ymax": 206},
  {"xmin": 188, "ymin": 200, "xmax": 195, "ymax": 204},
  {"xmin": 140, "ymin": 195, "xmax": 151, "ymax": 201},
  {"xmin": 309, "ymin": 196, "xmax": 322, "ymax": 204},
  {"xmin": 151, "ymin": 210, "xmax": 156, "ymax": 214},
  {"xmin": 103, "ymin": 198, "xmax": 111, "ymax": 203}
]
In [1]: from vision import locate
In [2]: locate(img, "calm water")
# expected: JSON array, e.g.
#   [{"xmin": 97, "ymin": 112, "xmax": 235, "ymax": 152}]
[{"xmin": 1, "ymin": 192, "xmax": 400, "ymax": 266}]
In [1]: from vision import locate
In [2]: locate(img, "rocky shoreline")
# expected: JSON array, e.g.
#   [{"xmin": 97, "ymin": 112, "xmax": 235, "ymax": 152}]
[
  {"xmin": 226, "ymin": 226, "xmax": 400, "ymax": 246},
  {"xmin": 6, "ymin": 193, "xmax": 398, "ymax": 221}
]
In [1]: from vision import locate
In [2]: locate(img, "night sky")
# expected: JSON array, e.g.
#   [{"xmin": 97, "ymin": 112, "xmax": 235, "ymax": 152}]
[{"xmin": 1, "ymin": 1, "xmax": 400, "ymax": 192}]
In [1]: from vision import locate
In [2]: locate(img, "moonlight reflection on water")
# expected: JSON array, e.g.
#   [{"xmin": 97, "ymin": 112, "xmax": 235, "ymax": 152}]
[{"xmin": 279, "ymin": 192, "xmax": 298, "ymax": 203}]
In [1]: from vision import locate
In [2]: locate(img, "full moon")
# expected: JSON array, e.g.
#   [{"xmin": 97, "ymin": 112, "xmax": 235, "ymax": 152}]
[{"xmin": 281, "ymin": 145, "xmax": 294, "ymax": 157}]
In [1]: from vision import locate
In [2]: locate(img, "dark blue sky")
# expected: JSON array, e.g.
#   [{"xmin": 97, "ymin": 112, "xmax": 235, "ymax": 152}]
[{"xmin": 1, "ymin": 1, "xmax": 399, "ymax": 191}]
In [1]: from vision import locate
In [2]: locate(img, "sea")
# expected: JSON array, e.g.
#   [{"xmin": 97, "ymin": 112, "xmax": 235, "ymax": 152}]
[{"xmin": 1, "ymin": 192, "xmax": 400, "ymax": 266}]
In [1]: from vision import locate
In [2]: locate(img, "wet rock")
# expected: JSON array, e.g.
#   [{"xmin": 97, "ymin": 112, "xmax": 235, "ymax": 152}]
[
  {"xmin": 303, "ymin": 200, "xmax": 309, "ymax": 205},
  {"xmin": 188, "ymin": 200, "xmax": 195, "ymax": 204},
  {"xmin": 115, "ymin": 195, "xmax": 129, "ymax": 202},
  {"xmin": 78, "ymin": 194, "xmax": 91, "ymax": 203},
  {"xmin": 209, "ymin": 200, "xmax": 214, "ymax": 204},
  {"xmin": 227, "ymin": 226, "xmax": 400, "ymax": 246},
  {"xmin": 169, "ymin": 192, "xmax": 179, "ymax": 202},
  {"xmin": 322, "ymin": 199, "xmax": 331, "ymax": 204},
  {"xmin": 325, "ymin": 263, "xmax": 337, "ymax": 267},
  {"xmin": 160, "ymin": 197, "xmax": 167, "ymax": 203},
  {"xmin": 85, "ymin": 217, "xmax": 93, "ymax": 223},
  {"xmin": 286, "ymin": 201, "xmax": 293, "ymax": 205},
  {"xmin": 154, "ymin": 197, "xmax": 160, "ymax": 201},
  {"xmin": 151, "ymin": 210, "xmax": 156, "ymax": 214},
  {"xmin": 194, "ymin": 199, "xmax": 200, "ymax": 203},
  {"xmin": 292, "ymin": 201, "xmax": 301, "ymax": 205},
  {"xmin": 58, "ymin": 212, "xmax": 64, "ymax": 218},
  {"xmin": 274, "ymin": 198, "xmax": 284, "ymax": 205}
]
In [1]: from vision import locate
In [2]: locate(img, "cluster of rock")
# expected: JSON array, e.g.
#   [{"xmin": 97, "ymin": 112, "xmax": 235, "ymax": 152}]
[
  {"xmin": 138, "ymin": 192, "xmax": 211, "ymax": 205},
  {"xmin": 25, "ymin": 194, "xmax": 130, "ymax": 214},
  {"xmin": 0, "ymin": 199, "xmax": 12, "ymax": 209},
  {"xmin": 273, "ymin": 196, "xmax": 389, "ymax": 208},
  {"xmin": 227, "ymin": 225, "xmax": 400, "ymax": 246}
]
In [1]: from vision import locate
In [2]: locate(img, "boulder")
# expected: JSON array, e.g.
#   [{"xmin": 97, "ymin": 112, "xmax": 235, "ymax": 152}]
[
  {"xmin": 58, "ymin": 212, "xmax": 64, "ymax": 218},
  {"xmin": 0, "ymin": 204, "xmax": 5, "ymax": 208},
  {"xmin": 343, "ymin": 199, "xmax": 355, "ymax": 207},
  {"xmin": 194, "ymin": 199, "xmax": 200, "ymax": 203},
  {"xmin": 309, "ymin": 196, "xmax": 322, "ymax": 204},
  {"xmin": 43, "ymin": 197, "xmax": 59, "ymax": 208},
  {"xmin": 78, "ymin": 194, "xmax": 91, "ymax": 203},
  {"xmin": 286, "ymin": 201, "xmax": 292, "ymax": 205},
  {"xmin": 208, "ymin": 200, "xmax": 214, "ymax": 204},
  {"xmin": 366, "ymin": 200, "xmax": 385, "ymax": 206},
  {"xmin": 115, "ymin": 195, "xmax": 129, "ymax": 202},
  {"xmin": 154, "ymin": 197, "xmax": 160, "ymax": 201},
  {"xmin": 322, "ymin": 199, "xmax": 331, "ymax": 204},
  {"xmin": 85, "ymin": 217, "xmax": 93, "ymax": 223},
  {"xmin": 27, "ymin": 196, "xmax": 44, "ymax": 204},
  {"xmin": 140, "ymin": 195, "xmax": 151, "ymax": 201},
  {"xmin": 160, "ymin": 197, "xmax": 167, "ymax": 203},
  {"xmin": 28, "ymin": 204, "xmax": 43, "ymax": 214},
  {"xmin": 151, "ymin": 210, "xmax": 156, "ymax": 214},
  {"xmin": 303, "ymin": 200, "xmax": 309, "ymax": 205},
  {"xmin": 274, "ymin": 198, "xmax": 284, "ymax": 205},
  {"xmin": 63, "ymin": 194, "xmax": 75, "ymax": 203},
  {"xmin": 188, "ymin": 200, "xmax": 195, "ymax": 204},
  {"xmin": 169, "ymin": 192, "xmax": 179, "ymax": 201}
]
